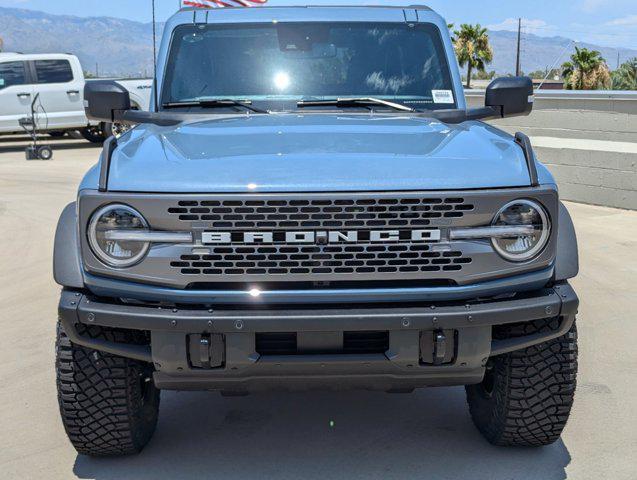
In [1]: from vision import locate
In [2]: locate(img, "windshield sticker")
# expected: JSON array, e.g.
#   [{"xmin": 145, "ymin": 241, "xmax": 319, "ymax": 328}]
[{"xmin": 432, "ymin": 90, "xmax": 454, "ymax": 104}]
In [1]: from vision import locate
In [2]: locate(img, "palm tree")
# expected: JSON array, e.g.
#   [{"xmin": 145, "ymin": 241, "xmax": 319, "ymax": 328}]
[
  {"xmin": 611, "ymin": 58, "xmax": 637, "ymax": 90},
  {"xmin": 562, "ymin": 47, "xmax": 611, "ymax": 90},
  {"xmin": 453, "ymin": 24, "xmax": 493, "ymax": 89}
]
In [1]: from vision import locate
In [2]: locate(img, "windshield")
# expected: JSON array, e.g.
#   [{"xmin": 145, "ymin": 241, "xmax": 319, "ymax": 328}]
[{"xmin": 161, "ymin": 22, "xmax": 456, "ymax": 111}]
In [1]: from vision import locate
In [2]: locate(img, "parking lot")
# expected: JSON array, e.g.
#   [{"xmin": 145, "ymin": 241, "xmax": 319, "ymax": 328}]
[{"xmin": 0, "ymin": 134, "xmax": 635, "ymax": 480}]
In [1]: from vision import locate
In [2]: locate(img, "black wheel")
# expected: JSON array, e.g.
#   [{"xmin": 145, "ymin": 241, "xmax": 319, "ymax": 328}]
[
  {"xmin": 55, "ymin": 321, "xmax": 160, "ymax": 456},
  {"xmin": 37, "ymin": 145, "xmax": 53, "ymax": 160},
  {"xmin": 466, "ymin": 318, "xmax": 578, "ymax": 447},
  {"xmin": 80, "ymin": 125, "xmax": 107, "ymax": 144},
  {"xmin": 48, "ymin": 131, "xmax": 66, "ymax": 138}
]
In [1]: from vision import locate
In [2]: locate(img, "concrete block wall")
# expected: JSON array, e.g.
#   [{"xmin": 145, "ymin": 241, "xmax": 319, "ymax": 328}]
[
  {"xmin": 534, "ymin": 138, "xmax": 637, "ymax": 210},
  {"xmin": 465, "ymin": 90, "xmax": 637, "ymax": 210}
]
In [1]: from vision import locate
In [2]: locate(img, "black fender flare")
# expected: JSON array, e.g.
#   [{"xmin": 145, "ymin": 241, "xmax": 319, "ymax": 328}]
[
  {"xmin": 53, "ymin": 202, "xmax": 84, "ymax": 288},
  {"xmin": 554, "ymin": 202, "xmax": 579, "ymax": 281}
]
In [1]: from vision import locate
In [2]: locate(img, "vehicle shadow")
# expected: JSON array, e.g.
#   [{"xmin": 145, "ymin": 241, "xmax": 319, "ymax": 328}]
[{"xmin": 73, "ymin": 387, "xmax": 571, "ymax": 480}]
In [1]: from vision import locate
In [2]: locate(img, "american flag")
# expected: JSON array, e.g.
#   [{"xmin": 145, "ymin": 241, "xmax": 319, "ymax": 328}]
[{"xmin": 182, "ymin": 0, "xmax": 268, "ymax": 7}]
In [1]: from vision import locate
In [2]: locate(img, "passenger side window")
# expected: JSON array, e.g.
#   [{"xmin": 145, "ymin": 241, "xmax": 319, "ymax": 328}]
[
  {"xmin": 34, "ymin": 60, "xmax": 74, "ymax": 84},
  {"xmin": 0, "ymin": 61, "xmax": 27, "ymax": 90}
]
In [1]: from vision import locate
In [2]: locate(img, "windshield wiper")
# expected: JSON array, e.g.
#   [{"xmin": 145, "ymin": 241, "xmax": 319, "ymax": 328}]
[
  {"xmin": 162, "ymin": 99, "xmax": 268, "ymax": 114},
  {"xmin": 297, "ymin": 97, "xmax": 415, "ymax": 112}
]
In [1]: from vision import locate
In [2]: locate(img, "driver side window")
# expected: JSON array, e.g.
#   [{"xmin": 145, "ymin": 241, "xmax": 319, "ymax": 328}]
[{"xmin": 0, "ymin": 61, "xmax": 27, "ymax": 90}]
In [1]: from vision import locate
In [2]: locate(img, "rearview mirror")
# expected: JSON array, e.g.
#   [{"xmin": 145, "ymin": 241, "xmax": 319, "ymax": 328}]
[
  {"xmin": 84, "ymin": 80, "xmax": 131, "ymax": 122},
  {"xmin": 485, "ymin": 76, "xmax": 533, "ymax": 118}
]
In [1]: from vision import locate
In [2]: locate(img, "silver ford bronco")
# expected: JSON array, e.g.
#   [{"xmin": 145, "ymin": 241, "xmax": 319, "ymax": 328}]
[{"xmin": 54, "ymin": 5, "xmax": 579, "ymax": 456}]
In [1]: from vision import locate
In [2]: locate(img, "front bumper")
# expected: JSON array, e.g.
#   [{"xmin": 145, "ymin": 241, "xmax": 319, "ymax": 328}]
[
  {"xmin": 83, "ymin": 266, "xmax": 554, "ymax": 305},
  {"xmin": 59, "ymin": 283, "xmax": 578, "ymax": 392}
]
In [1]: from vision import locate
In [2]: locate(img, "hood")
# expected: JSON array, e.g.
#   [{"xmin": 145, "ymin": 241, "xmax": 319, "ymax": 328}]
[{"xmin": 105, "ymin": 114, "xmax": 532, "ymax": 193}]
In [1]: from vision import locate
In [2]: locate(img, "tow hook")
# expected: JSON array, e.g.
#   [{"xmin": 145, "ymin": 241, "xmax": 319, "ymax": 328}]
[
  {"xmin": 433, "ymin": 331, "xmax": 447, "ymax": 365},
  {"xmin": 188, "ymin": 333, "xmax": 225, "ymax": 369},
  {"xmin": 420, "ymin": 329, "xmax": 456, "ymax": 365}
]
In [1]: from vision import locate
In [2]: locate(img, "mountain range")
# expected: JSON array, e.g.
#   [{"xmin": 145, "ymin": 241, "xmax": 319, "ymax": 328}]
[
  {"xmin": 1, "ymin": 7, "xmax": 636, "ymax": 77},
  {"xmin": 0, "ymin": 7, "xmax": 163, "ymax": 77},
  {"xmin": 487, "ymin": 29, "xmax": 636, "ymax": 76}
]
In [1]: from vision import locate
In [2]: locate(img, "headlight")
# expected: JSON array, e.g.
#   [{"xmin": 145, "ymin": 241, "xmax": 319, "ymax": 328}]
[
  {"xmin": 88, "ymin": 204, "xmax": 150, "ymax": 268},
  {"xmin": 491, "ymin": 200, "xmax": 550, "ymax": 262}
]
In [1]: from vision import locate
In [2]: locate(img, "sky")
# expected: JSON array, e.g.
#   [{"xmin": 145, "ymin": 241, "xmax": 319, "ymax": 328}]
[{"xmin": 2, "ymin": 0, "xmax": 636, "ymax": 49}]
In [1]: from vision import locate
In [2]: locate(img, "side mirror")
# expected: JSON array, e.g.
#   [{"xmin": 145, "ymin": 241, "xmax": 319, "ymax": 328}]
[
  {"xmin": 485, "ymin": 76, "xmax": 533, "ymax": 118},
  {"xmin": 84, "ymin": 80, "xmax": 131, "ymax": 122}
]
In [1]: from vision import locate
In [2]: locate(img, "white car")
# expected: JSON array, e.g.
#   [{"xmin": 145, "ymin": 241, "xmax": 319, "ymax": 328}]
[{"xmin": 0, "ymin": 52, "xmax": 151, "ymax": 142}]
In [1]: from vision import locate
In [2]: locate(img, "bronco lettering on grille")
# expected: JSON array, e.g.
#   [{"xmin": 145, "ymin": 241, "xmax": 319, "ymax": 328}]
[{"xmin": 201, "ymin": 229, "xmax": 442, "ymax": 245}]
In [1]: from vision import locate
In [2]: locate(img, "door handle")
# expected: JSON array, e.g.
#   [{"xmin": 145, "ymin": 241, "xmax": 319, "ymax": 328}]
[
  {"xmin": 67, "ymin": 90, "xmax": 80, "ymax": 95},
  {"xmin": 17, "ymin": 92, "xmax": 31, "ymax": 97}
]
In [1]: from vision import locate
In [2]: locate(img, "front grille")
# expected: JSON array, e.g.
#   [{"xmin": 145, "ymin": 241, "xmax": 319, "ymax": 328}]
[
  {"xmin": 168, "ymin": 197, "xmax": 474, "ymax": 230},
  {"xmin": 80, "ymin": 189, "xmax": 559, "ymax": 289},
  {"xmin": 171, "ymin": 244, "xmax": 472, "ymax": 276}
]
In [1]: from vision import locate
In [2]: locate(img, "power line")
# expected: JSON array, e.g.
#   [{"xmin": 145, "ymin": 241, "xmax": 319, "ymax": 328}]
[
  {"xmin": 517, "ymin": 24, "xmax": 637, "ymax": 39},
  {"xmin": 537, "ymin": 40, "xmax": 576, "ymax": 90}
]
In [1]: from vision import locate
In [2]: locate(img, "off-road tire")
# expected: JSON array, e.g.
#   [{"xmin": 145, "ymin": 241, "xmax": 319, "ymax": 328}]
[
  {"xmin": 55, "ymin": 321, "xmax": 160, "ymax": 456},
  {"xmin": 466, "ymin": 317, "xmax": 578, "ymax": 447}
]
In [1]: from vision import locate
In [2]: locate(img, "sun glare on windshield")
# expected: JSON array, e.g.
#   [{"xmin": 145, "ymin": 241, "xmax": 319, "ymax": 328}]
[{"xmin": 274, "ymin": 72, "xmax": 291, "ymax": 90}]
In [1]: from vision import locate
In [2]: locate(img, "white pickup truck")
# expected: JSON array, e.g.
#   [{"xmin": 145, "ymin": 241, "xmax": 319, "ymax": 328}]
[{"xmin": 0, "ymin": 52, "xmax": 151, "ymax": 142}]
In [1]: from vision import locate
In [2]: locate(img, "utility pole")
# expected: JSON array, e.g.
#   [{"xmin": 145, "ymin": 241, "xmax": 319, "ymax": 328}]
[
  {"xmin": 152, "ymin": 0, "xmax": 158, "ymax": 111},
  {"xmin": 515, "ymin": 18, "xmax": 522, "ymax": 76},
  {"xmin": 95, "ymin": 62, "xmax": 99, "ymax": 78}
]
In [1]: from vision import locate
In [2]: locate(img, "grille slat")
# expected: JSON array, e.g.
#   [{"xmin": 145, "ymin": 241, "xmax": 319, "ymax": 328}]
[
  {"xmin": 169, "ymin": 197, "xmax": 474, "ymax": 229},
  {"xmin": 171, "ymin": 243, "xmax": 472, "ymax": 276}
]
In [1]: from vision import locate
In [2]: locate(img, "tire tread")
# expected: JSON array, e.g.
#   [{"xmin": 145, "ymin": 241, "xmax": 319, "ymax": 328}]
[
  {"xmin": 55, "ymin": 321, "xmax": 159, "ymax": 456},
  {"xmin": 466, "ymin": 317, "xmax": 578, "ymax": 447}
]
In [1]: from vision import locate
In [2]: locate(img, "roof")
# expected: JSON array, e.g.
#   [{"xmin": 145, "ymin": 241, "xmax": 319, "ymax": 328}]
[
  {"xmin": 169, "ymin": 4, "xmax": 442, "ymax": 26},
  {"xmin": 0, "ymin": 52, "xmax": 78, "ymax": 61},
  {"xmin": 179, "ymin": 4, "xmax": 433, "ymax": 13}
]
